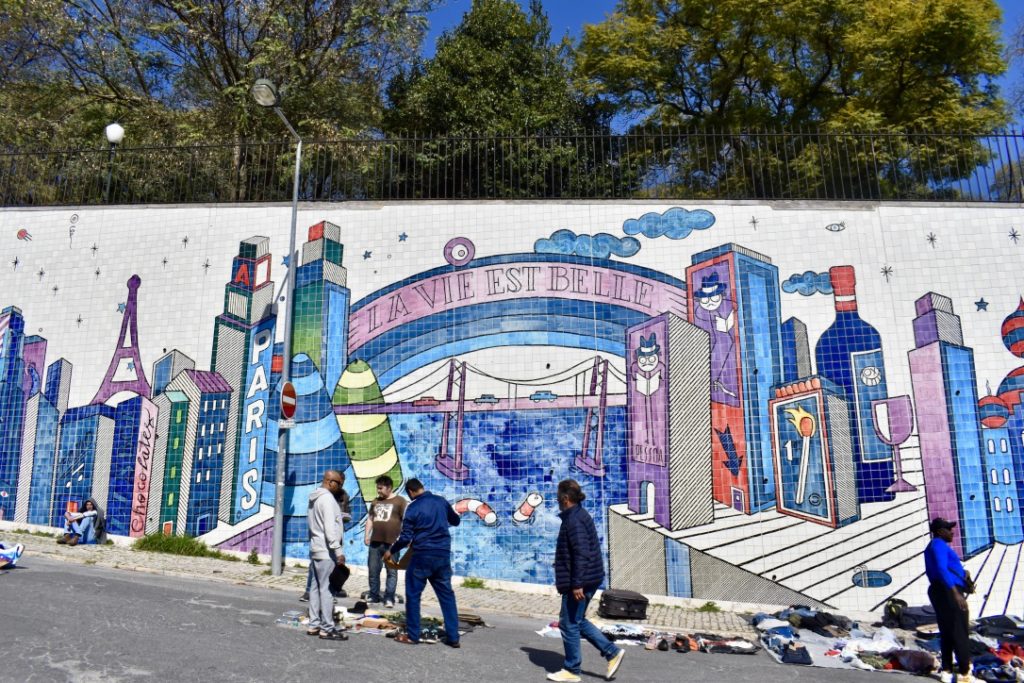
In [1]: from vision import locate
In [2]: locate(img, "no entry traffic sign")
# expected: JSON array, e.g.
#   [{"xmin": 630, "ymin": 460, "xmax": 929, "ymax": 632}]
[{"xmin": 281, "ymin": 381, "xmax": 297, "ymax": 420}]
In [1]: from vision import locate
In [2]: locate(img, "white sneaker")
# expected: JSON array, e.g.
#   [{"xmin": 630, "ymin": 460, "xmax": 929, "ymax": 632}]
[
  {"xmin": 383, "ymin": 600, "xmax": 395, "ymax": 608},
  {"xmin": 935, "ymin": 672, "xmax": 953, "ymax": 683},
  {"xmin": 546, "ymin": 671, "xmax": 581, "ymax": 683},
  {"xmin": 606, "ymin": 649, "xmax": 625, "ymax": 680}
]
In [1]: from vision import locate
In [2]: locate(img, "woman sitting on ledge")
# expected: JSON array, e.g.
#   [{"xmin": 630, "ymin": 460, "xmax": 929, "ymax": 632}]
[{"xmin": 58, "ymin": 498, "xmax": 106, "ymax": 546}]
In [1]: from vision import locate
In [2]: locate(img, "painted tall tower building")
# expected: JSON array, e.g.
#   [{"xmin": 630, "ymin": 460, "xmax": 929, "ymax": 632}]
[
  {"xmin": 212, "ymin": 236, "xmax": 276, "ymax": 525},
  {"xmin": 687, "ymin": 244, "xmax": 783, "ymax": 514},
  {"xmin": 909, "ymin": 292, "xmax": 992, "ymax": 558},
  {"xmin": 0, "ymin": 306, "xmax": 27, "ymax": 520}
]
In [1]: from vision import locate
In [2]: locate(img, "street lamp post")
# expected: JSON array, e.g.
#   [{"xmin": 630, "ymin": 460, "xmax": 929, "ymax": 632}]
[
  {"xmin": 104, "ymin": 123, "xmax": 124, "ymax": 203},
  {"xmin": 252, "ymin": 79, "xmax": 302, "ymax": 576}
]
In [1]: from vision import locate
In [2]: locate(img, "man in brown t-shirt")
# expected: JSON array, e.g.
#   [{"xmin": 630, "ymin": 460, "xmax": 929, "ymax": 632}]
[{"xmin": 364, "ymin": 474, "xmax": 407, "ymax": 608}]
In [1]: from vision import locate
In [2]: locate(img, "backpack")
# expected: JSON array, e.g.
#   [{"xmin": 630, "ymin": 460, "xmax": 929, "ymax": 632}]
[{"xmin": 883, "ymin": 598, "xmax": 908, "ymax": 628}]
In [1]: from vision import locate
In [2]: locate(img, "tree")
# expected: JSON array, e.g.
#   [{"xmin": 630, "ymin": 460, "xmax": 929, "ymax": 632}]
[
  {"xmin": 575, "ymin": 0, "xmax": 1011, "ymax": 199},
  {"xmin": 382, "ymin": 0, "xmax": 611, "ymax": 197}
]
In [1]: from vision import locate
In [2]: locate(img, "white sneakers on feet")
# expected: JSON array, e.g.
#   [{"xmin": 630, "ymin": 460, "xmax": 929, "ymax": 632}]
[
  {"xmin": 606, "ymin": 649, "xmax": 625, "ymax": 680},
  {"xmin": 546, "ymin": 671, "xmax": 581, "ymax": 683}
]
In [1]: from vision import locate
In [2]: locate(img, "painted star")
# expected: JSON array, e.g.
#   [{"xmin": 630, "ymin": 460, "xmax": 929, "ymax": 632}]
[
  {"xmin": 399, "ymin": 232, "xmax": 408, "ymax": 242},
  {"xmin": 880, "ymin": 265, "xmax": 894, "ymax": 282},
  {"xmin": 182, "ymin": 235, "xmax": 190, "ymax": 249},
  {"xmin": 127, "ymin": 361, "xmax": 135, "ymax": 371},
  {"xmin": 52, "ymin": 285, "xmax": 59, "ymax": 296},
  {"xmin": 281, "ymin": 254, "xmax": 291, "ymax": 268},
  {"xmin": 926, "ymin": 232, "xmax": 937, "ymax": 248},
  {"xmin": 363, "ymin": 250, "xmax": 372, "ymax": 260},
  {"xmin": 975, "ymin": 298, "xmax": 989, "ymax": 311},
  {"xmin": 91, "ymin": 243, "xmax": 98, "ymax": 256},
  {"xmin": 1011, "ymin": 228, "xmax": 1020, "ymax": 244},
  {"xmin": 117, "ymin": 302, "xmax": 126, "ymax": 314},
  {"xmin": 162, "ymin": 257, "xmax": 169, "ymax": 268},
  {"xmin": 749, "ymin": 216, "xmax": 759, "ymax": 231},
  {"xmin": 37, "ymin": 268, "xmax": 45, "ymax": 281},
  {"xmin": 94, "ymin": 268, "xmax": 101, "ymax": 279},
  {"xmin": 76, "ymin": 316, "xmax": 83, "ymax": 327},
  {"xmin": 11, "ymin": 257, "xmax": 18, "ymax": 270},
  {"xmin": 202, "ymin": 259, "xmax": 211, "ymax": 273}
]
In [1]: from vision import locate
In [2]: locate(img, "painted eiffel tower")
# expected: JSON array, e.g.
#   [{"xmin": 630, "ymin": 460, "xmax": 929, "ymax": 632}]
[{"xmin": 91, "ymin": 274, "xmax": 151, "ymax": 404}]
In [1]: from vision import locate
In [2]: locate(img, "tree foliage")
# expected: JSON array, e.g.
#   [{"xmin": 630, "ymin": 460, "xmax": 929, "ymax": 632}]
[
  {"xmin": 0, "ymin": 0, "xmax": 437, "ymax": 149},
  {"xmin": 385, "ymin": 0, "xmax": 601, "ymax": 133},
  {"xmin": 576, "ymin": 0, "xmax": 1009, "ymax": 131}
]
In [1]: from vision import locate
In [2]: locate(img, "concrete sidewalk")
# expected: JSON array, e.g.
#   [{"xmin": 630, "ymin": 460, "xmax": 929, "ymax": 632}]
[{"xmin": 0, "ymin": 525, "xmax": 754, "ymax": 636}]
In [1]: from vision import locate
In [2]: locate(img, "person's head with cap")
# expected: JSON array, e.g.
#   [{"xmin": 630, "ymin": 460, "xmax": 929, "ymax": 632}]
[{"xmin": 930, "ymin": 517, "xmax": 956, "ymax": 543}]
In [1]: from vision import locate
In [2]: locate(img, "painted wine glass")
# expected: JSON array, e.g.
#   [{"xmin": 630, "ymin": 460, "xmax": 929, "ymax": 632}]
[{"xmin": 872, "ymin": 395, "xmax": 917, "ymax": 493}]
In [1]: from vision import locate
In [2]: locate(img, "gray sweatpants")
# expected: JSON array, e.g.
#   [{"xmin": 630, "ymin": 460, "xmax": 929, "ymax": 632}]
[{"xmin": 308, "ymin": 556, "xmax": 336, "ymax": 632}]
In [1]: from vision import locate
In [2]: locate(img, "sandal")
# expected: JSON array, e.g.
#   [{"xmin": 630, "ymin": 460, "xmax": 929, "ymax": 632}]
[
  {"xmin": 394, "ymin": 634, "xmax": 419, "ymax": 645},
  {"xmin": 306, "ymin": 628, "xmax": 321, "ymax": 636},
  {"xmin": 319, "ymin": 630, "xmax": 349, "ymax": 641}
]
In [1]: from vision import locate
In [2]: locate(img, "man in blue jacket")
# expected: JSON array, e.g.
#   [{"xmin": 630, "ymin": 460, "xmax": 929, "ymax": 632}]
[
  {"xmin": 384, "ymin": 478, "xmax": 461, "ymax": 647},
  {"xmin": 924, "ymin": 518, "xmax": 973, "ymax": 683},
  {"xmin": 547, "ymin": 479, "xmax": 624, "ymax": 682}
]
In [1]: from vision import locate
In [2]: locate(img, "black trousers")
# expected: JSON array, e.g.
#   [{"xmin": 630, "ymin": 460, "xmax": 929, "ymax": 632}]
[{"xmin": 928, "ymin": 583, "xmax": 971, "ymax": 675}]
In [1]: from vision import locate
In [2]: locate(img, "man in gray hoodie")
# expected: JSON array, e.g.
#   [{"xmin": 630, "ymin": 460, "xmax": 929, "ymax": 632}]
[{"xmin": 307, "ymin": 470, "xmax": 348, "ymax": 641}]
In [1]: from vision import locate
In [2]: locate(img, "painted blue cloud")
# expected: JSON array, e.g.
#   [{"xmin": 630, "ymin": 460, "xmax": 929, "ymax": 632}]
[
  {"xmin": 782, "ymin": 271, "xmax": 834, "ymax": 296},
  {"xmin": 622, "ymin": 207, "xmax": 716, "ymax": 240},
  {"xmin": 534, "ymin": 229, "xmax": 641, "ymax": 259}
]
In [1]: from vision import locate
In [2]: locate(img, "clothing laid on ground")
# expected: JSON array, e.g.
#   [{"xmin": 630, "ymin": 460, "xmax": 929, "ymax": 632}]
[
  {"xmin": 388, "ymin": 491, "xmax": 461, "ymax": 644},
  {"xmin": 0, "ymin": 541, "xmax": 25, "ymax": 567},
  {"xmin": 553, "ymin": 503, "xmax": 604, "ymax": 594}
]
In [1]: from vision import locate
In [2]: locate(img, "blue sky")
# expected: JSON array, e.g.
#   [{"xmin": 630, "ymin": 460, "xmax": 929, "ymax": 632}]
[{"xmin": 425, "ymin": 0, "xmax": 1023, "ymax": 124}]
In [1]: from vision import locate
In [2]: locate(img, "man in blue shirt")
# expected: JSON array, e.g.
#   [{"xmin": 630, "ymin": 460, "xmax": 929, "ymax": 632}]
[
  {"xmin": 384, "ymin": 478, "xmax": 461, "ymax": 647},
  {"xmin": 924, "ymin": 518, "xmax": 973, "ymax": 683}
]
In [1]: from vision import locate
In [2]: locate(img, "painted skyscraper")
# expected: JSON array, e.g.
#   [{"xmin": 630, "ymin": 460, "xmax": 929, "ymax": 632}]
[
  {"xmin": 152, "ymin": 350, "xmax": 195, "ymax": 397},
  {"xmin": 623, "ymin": 314, "xmax": 712, "ymax": 529},
  {"xmin": 162, "ymin": 370, "xmax": 231, "ymax": 537},
  {"xmin": 51, "ymin": 404, "xmax": 116, "ymax": 525},
  {"xmin": 978, "ymin": 395, "xmax": 1023, "ymax": 544},
  {"xmin": 292, "ymin": 221, "xmax": 351, "ymax": 394},
  {"xmin": 687, "ymin": 244, "xmax": 783, "ymax": 514},
  {"xmin": 211, "ymin": 236, "xmax": 275, "ymax": 525},
  {"xmin": 0, "ymin": 306, "xmax": 27, "ymax": 520},
  {"xmin": 104, "ymin": 395, "xmax": 159, "ymax": 537},
  {"xmin": 780, "ymin": 318, "xmax": 812, "ymax": 384},
  {"xmin": 149, "ymin": 389, "xmax": 191, "ymax": 534},
  {"xmin": 14, "ymin": 335, "xmax": 48, "ymax": 523},
  {"xmin": 909, "ymin": 292, "xmax": 992, "ymax": 558},
  {"xmin": 27, "ymin": 358, "xmax": 72, "ymax": 524}
]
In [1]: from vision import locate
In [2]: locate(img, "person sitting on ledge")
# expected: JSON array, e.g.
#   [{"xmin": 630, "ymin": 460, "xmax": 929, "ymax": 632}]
[{"xmin": 58, "ymin": 498, "xmax": 106, "ymax": 546}]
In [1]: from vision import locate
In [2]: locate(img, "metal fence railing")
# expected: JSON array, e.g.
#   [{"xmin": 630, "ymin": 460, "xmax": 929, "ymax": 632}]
[{"xmin": 2, "ymin": 129, "xmax": 1022, "ymax": 206}]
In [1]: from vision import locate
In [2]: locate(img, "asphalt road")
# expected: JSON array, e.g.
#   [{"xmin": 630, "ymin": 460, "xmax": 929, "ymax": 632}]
[{"xmin": 0, "ymin": 556, "xmax": 880, "ymax": 682}]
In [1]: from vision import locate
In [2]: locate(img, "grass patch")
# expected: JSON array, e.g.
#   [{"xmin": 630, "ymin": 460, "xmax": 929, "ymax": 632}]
[
  {"xmin": 261, "ymin": 569, "xmax": 272, "ymax": 576},
  {"xmin": 83, "ymin": 559, "xmax": 97, "ymax": 565},
  {"xmin": 133, "ymin": 533, "xmax": 240, "ymax": 561},
  {"xmin": 247, "ymin": 549, "xmax": 261, "ymax": 565},
  {"xmin": 461, "ymin": 577, "xmax": 487, "ymax": 589},
  {"xmin": 13, "ymin": 528, "xmax": 57, "ymax": 538},
  {"xmin": 696, "ymin": 601, "xmax": 721, "ymax": 613}
]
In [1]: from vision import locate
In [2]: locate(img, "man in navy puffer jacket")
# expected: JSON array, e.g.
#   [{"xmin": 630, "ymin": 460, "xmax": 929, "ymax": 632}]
[{"xmin": 547, "ymin": 479, "xmax": 624, "ymax": 682}]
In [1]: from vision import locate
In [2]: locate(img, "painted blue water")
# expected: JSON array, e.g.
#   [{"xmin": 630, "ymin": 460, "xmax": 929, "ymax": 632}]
[{"xmin": 288, "ymin": 406, "xmax": 629, "ymax": 588}]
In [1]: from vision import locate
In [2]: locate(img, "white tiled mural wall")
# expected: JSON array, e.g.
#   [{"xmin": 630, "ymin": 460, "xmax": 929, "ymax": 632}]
[{"xmin": 1, "ymin": 202, "xmax": 1022, "ymax": 616}]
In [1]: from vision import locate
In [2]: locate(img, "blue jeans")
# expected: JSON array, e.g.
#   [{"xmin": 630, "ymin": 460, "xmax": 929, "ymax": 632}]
[
  {"xmin": 559, "ymin": 590, "xmax": 620, "ymax": 674},
  {"xmin": 367, "ymin": 542, "xmax": 398, "ymax": 602},
  {"xmin": 64, "ymin": 516, "xmax": 95, "ymax": 544},
  {"xmin": 405, "ymin": 552, "xmax": 459, "ymax": 643}
]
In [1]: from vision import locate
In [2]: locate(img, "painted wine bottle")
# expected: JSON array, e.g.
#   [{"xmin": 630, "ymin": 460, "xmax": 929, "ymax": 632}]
[{"xmin": 814, "ymin": 266, "xmax": 895, "ymax": 503}]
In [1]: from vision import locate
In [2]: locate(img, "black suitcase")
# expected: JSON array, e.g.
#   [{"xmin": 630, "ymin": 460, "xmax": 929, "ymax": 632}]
[{"xmin": 598, "ymin": 589, "xmax": 649, "ymax": 620}]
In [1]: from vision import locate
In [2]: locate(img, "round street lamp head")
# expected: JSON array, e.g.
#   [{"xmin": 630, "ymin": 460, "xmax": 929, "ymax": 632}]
[
  {"xmin": 251, "ymin": 79, "xmax": 280, "ymax": 108},
  {"xmin": 105, "ymin": 122, "xmax": 125, "ymax": 145}
]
